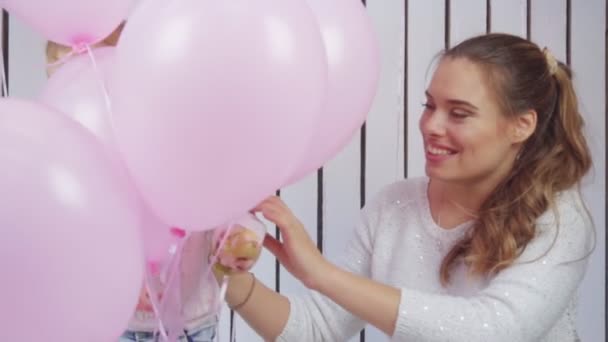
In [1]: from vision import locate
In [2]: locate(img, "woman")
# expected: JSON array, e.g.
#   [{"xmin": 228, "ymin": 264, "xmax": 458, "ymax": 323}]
[{"xmin": 223, "ymin": 33, "xmax": 594, "ymax": 342}]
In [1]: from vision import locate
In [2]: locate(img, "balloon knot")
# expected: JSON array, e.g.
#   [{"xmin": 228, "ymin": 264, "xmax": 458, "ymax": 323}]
[{"xmin": 170, "ymin": 227, "xmax": 186, "ymax": 239}]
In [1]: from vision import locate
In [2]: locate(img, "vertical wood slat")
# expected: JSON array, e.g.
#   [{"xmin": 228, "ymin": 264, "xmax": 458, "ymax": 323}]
[
  {"xmin": 364, "ymin": 0, "xmax": 407, "ymax": 340},
  {"xmin": 570, "ymin": 0, "xmax": 606, "ymax": 341},
  {"xmin": 1, "ymin": 10, "xmax": 8, "ymax": 96},
  {"xmin": 7, "ymin": 14, "xmax": 46, "ymax": 98},
  {"xmin": 407, "ymin": 0, "xmax": 445, "ymax": 178}
]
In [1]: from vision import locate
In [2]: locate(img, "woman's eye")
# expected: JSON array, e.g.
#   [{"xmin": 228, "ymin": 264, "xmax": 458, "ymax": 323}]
[
  {"xmin": 450, "ymin": 110, "xmax": 470, "ymax": 119},
  {"xmin": 421, "ymin": 102, "xmax": 435, "ymax": 110}
]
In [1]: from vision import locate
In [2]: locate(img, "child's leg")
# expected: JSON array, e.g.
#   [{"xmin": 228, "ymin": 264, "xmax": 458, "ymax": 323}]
[{"xmin": 118, "ymin": 330, "xmax": 158, "ymax": 342}]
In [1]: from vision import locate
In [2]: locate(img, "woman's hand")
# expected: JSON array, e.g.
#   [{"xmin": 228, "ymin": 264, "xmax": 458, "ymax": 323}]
[
  {"xmin": 211, "ymin": 220, "xmax": 265, "ymax": 280},
  {"xmin": 254, "ymin": 196, "xmax": 330, "ymax": 290}
]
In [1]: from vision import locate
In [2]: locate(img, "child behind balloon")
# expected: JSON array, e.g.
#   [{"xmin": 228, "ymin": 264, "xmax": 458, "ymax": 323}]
[
  {"xmin": 45, "ymin": 26, "xmax": 266, "ymax": 342},
  {"xmin": 121, "ymin": 216, "xmax": 266, "ymax": 342}
]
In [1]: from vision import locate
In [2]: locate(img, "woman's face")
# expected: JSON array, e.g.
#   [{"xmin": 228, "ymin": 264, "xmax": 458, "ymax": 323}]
[{"xmin": 419, "ymin": 57, "xmax": 520, "ymax": 185}]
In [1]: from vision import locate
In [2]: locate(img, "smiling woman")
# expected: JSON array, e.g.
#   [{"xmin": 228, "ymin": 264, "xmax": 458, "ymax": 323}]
[
  {"xmin": 220, "ymin": 32, "xmax": 594, "ymax": 342},
  {"xmin": 431, "ymin": 34, "xmax": 592, "ymax": 284}
]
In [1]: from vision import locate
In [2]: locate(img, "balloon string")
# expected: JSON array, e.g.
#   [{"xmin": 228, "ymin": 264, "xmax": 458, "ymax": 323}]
[
  {"xmin": 160, "ymin": 230, "xmax": 189, "ymax": 342},
  {"xmin": 212, "ymin": 274, "xmax": 230, "ymax": 342},
  {"xmin": 145, "ymin": 223, "xmax": 237, "ymax": 342},
  {"xmin": 211, "ymin": 230, "xmax": 234, "ymax": 342},
  {"xmin": 216, "ymin": 275, "xmax": 234, "ymax": 342},
  {"xmin": 84, "ymin": 45, "xmax": 114, "ymax": 121},
  {"xmin": 204, "ymin": 222, "xmax": 236, "ymax": 284},
  {"xmin": 143, "ymin": 228, "xmax": 188, "ymax": 342},
  {"xmin": 144, "ymin": 266, "xmax": 170, "ymax": 340}
]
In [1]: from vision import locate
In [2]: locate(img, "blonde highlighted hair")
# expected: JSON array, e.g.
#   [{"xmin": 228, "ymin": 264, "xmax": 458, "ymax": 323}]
[{"xmin": 46, "ymin": 22, "xmax": 125, "ymax": 75}]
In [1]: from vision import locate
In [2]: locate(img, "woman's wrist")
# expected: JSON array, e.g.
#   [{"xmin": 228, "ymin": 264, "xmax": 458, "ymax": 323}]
[
  {"xmin": 307, "ymin": 258, "xmax": 337, "ymax": 293},
  {"xmin": 229, "ymin": 273, "xmax": 256, "ymax": 311},
  {"xmin": 225, "ymin": 271, "xmax": 257, "ymax": 308}
]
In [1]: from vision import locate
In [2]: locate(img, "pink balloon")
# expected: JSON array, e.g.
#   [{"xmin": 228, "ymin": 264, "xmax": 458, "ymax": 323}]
[
  {"xmin": 40, "ymin": 47, "xmax": 180, "ymax": 265},
  {"xmin": 40, "ymin": 47, "xmax": 179, "ymax": 264},
  {"xmin": 109, "ymin": 0, "xmax": 328, "ymax": 230},
  {"xmin": 40, "ymin": 47, "xmax": 116, "ymax": 148},
  {"xmin": 2, "ymin": 0, "xmax": 134, "ymax": 46},
  {"xmin": 141, "ymin": 214, "xmax": 173, "ymax": 263},
  {"xmin": 0, "ymin": 98, "xmax": 144, "ymax": 341},
  {"xmin": 287, "ymin": 0, "xmax": 380, "ymax": 183}
]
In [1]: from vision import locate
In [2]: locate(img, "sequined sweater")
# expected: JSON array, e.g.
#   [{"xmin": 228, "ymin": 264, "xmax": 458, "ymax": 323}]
[{"xmin": 278, "ymin": 177, "xmax": 593, "ymax": 342}]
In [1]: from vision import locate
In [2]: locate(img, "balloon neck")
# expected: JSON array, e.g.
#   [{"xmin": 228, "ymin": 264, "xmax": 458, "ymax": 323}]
[
  {"xmin": 169, "ymin": 227, "xmax": 186, "ymax": 239},
  {"xmin": 70, "ymin": 36, "xmax": 95, "ymax": 54}
]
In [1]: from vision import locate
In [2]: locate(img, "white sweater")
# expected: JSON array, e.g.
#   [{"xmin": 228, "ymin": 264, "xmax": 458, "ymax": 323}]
[{"xmin": 278, "ymin": 177, "xmax": 593, "ymax": 342}]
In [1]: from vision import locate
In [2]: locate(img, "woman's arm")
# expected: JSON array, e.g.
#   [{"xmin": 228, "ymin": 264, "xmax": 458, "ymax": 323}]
[
  {"xmin": 223, "ymin": 193, "xmax": 384, "ymax": 341},
  {"xmin": 223, "ymin": 271, "xmax": 291, "ymax": 341},
  {"xmin": 256, "ymin": 196, "xmax": 399, "ymax": 336},
  {"xmin": 312, "ymin": 260, "xmax": 401, "ymax": 335}
]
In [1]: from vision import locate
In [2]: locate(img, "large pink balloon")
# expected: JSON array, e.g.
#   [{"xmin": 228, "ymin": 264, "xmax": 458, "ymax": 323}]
[
  {"xmin": 2, "ymin": 0, "xmax": 133, "ymax": 46},
  {"xmin": 287, "ymin": 0, "xmax": 380, "ymax": 184},
  {"xmin": 0, "ymin": 99, "xmax": 144, "ymax": 341},
  {"xmin": 39, "ymin": 47, "xmax": 178, "ymax": 264},
  {"xmin": 109, "ymin": 0, "xmax": 328, "ymax": 231},
  {"xmin": 40, "ymin": 47, "xmax": 116, "ymax": 148},
  {"xmin": 140, "ymin": 214, "xmax": 174, "ymax": 264}
]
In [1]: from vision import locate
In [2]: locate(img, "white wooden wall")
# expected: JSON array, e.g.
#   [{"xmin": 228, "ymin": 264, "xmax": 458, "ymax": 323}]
[{"xmin": 1, "ymin": 0, "xmax": 604, "ymax": 340}]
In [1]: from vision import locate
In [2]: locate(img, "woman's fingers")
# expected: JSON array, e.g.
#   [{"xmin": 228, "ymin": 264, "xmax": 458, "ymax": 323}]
[
  {"xmin": 253, "ymin": 196, "xmax": 292, "ymax": 216},
  {"xmin": 252, "ymin": 196, "xmax": 278, "ymax": 211},
  {"xmin": 263, "ymin": 233, "xmax": 287, "ymax": 263},
  {"xmin": 255, "ymin": 201, "xmax": 294, "ymax": 231}
]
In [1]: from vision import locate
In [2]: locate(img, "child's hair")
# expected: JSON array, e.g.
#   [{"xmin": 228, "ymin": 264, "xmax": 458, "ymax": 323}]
[{"xmin": 46, "ymin": 22, "xmax": 125, "ymax": 74}]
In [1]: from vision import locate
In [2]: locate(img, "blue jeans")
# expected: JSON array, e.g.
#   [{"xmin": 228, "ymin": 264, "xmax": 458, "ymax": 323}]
[{"xmin": 118, "ymin": 324, "xmax": 216, "ymax": 342}]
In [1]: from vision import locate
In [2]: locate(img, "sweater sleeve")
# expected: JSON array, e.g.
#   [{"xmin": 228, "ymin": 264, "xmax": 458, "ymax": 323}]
[
  {"xmin": 393, "ymin": 194, "xmax": 593, "ymax": 342},
  {"xmin": 276, "ymin": 183, "xmax": 391, "ymax": 342}
]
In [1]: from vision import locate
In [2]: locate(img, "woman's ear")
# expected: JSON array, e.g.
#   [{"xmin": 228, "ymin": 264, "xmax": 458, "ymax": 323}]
[{"xmin": 510, "ymin": 109, "xmax": 537, "ymax": 144}]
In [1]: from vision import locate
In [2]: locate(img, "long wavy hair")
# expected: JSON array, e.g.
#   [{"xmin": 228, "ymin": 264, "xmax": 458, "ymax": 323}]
[{"xmin": 438, "ymin": 33, "xmax": 592, "ymax": 285}]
